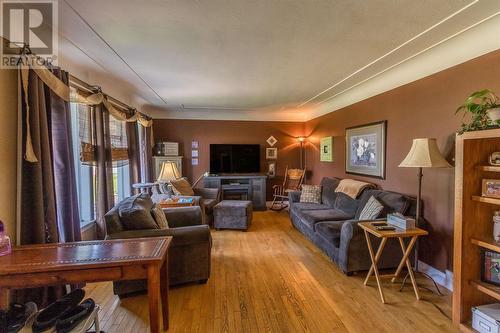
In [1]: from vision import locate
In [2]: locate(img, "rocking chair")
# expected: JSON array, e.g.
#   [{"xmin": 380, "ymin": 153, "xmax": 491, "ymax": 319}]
[{"xmin": 270, "ymin": 167, "xmax": 305, "ymax": 211}]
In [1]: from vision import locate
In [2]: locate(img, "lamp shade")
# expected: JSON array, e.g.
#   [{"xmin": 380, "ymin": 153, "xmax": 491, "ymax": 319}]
[
  {"xmin": 157, "ymin": 161, "xmax": 180, "ymax": 182},
  {"xmin": 399, "ymin": 138, "xmax": 451, "ymax": 168}
]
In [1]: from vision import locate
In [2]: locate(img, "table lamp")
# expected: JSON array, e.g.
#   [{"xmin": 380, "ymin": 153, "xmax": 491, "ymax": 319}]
[
  {"xmin": 399, "ymin": 138, "xmax": 451, "ymax": 294},
  {"xmin": 157, "ymin": 161, "xmax": 181, "ymax": 195}
]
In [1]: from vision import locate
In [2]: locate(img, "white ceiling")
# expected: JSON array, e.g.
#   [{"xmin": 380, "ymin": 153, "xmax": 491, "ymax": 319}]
[{"xmin": 57, "ymin": 0, "xmax": 500, "ymax": 121}]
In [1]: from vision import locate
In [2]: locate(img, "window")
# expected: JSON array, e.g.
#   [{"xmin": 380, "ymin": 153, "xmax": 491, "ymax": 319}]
[
  {"xmin": 70, "ymin": 100, "xmax": 96, "ymax": 224},
  {"xmin": 70, "ymin": 87, "xmax": 132, "ymax": 224},
  {"xmin": 109, "ymin": 116, "xmax": 130, "ymax": 203}
]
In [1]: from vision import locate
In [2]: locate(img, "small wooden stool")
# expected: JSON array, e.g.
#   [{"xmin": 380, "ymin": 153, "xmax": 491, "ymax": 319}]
[{"xmin": 358, "ymin": 221, "xmax": 428, "ymax": 304}]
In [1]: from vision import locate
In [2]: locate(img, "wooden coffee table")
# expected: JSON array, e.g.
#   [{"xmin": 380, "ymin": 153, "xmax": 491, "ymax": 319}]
[
  {"xmin": 0, "ymin": 237, "xmax": 172, "ymax": 333},
  {"xmin": 358, "ymin": 221, "xmax": 428, "ymax": 304}
]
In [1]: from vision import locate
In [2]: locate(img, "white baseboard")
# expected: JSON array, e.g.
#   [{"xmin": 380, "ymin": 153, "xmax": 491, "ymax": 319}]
[{"xmin": 417, "ymin": 260, "xmax": 453, "ymax": 291}]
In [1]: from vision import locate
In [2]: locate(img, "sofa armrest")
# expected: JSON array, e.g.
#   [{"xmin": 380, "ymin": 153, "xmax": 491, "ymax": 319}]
[
  {"xmin": 194, "ymin": 187, "xmax": 220, "ymax": 200},
  {"xmin": 337, "ymin": 218, "xmax": 386, "ymax": 273},
  {"xmin": 288, "ymin": 191, "xmax": 301, "ymax": 203},
  {"xmin": 106, "ymin": 225, "xmax": 211, "ymax": 247},
  {"xmin": 163, "ymin": 206, "xmax": 203, "ymax": 228}
]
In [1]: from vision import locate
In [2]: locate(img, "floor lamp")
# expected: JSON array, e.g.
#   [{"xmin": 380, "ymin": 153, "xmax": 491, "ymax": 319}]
[
  {"xmin": 298, "ymin": 136, "xmax": 306, "ymax": 169},
  {"xmin": 398, "ymin": 138, "xmax": 451, "ymax": 294}
]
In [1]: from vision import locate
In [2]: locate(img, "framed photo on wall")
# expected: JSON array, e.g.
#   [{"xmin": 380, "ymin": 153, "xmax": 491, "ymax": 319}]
[
  {"xmin": 320, "ymin": 136, "xmax": 333, "ymax": 162},
  {"xmin": 266, "ymin": 148, "xmax": 277, "ymax": 159},
  {"xmin": 345, "ymin": 121, "xmax": 387, "ymax": 179},
  {"xmin": 267, "ymin": 161, "xmax": 276, "ymax": 178}
]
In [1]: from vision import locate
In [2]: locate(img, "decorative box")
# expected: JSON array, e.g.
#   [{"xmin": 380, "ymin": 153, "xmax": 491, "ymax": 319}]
[
  {"xmin": 387, "ymin": 213, "xmax": 415, "ymax": 230},
  {"xmin": 162, "ymin": 142, "xmax": 179, "ymax": 156},
  {"xmin": 472, "ymin": 303, "xmax": 500, "ymax": 333}
]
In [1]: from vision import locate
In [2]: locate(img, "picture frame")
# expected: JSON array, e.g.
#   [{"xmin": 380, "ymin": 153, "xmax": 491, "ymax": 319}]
[
  {"xmin": 320, "ymin": 136, "xmax": 333, "ymax": 162},
  {"xmin": 345, "ymin": 121, "xmax": 387, "ymax": 179},
  {"xmin": 266, "ymin": 136, "xmax": 278, "ymax": 147},
  {"xmin": 266, "ymin": 148, "xmax": 277, "ymax": 159},
  {"xmin": 483, "ymin": 179, "xmax": 500, "ymax": 199},
  {"xmin": 267, "ymin": 161, "xmax": 276, "ymax": 178}
]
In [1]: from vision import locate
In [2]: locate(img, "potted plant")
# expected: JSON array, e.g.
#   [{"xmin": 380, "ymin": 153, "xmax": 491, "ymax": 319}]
[{"xmin": 456, "ymin": 89, "xmax": 500, "ymax": 133}]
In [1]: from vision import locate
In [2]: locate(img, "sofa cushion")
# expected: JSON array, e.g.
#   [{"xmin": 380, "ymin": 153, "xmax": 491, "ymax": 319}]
[
  {"xmin": 298, "ymin": 209, "xmax": 353, "ymax": 230},
  {"xmin": 320, "ymin": 177, "xmax": 341, "ymax": 207},
  {"xmin": 300, "ymin": 185, "xmax": 322, "ymax": 204},
  {"xmin": 118, "ymin": 193, "xmax": 159, "ymax": 230},
  {"xmin": 315, "ymin": 221, "xmax": 344, "ymax": 247},
  {"xmin": 359, "ymin": 196, "xmax": 384, "ymax": 220},
  {"xmin": 104, "ymin": 205, "xmax": 123, "ymax": 234},
  {"xmin": 333, "ymin": 192, "xmax": 359, "ymax": 216},
  {"xmin": 171, "ymin": 178, "xmax": 195, "ymax": 196},
  {"xmin": 151, "ymin": 204, "xmax": 169, "ymax": 229},
  {"xmin": 291, "ymin": 202, "xmax": 331, "ymax": 215},
  {"xmin": 355, "ymin": 189, "xmax": 410, "ymax": 219}
]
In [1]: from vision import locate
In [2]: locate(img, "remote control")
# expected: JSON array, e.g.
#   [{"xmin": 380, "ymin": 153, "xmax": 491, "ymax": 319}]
[{"xmin": 376, "ymin": 226, "xmax": 396, "ymax": 231}]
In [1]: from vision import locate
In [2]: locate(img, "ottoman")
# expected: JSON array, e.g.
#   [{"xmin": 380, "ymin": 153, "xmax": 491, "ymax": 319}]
[{"xmin": 214, "ymin": 200, "xmax": 253, "ymax": 231}]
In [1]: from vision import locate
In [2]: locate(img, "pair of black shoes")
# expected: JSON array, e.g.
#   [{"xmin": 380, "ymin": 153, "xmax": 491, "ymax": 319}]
[
  {"xmin": 32, "ymin": 289, "xmax": 96, "ymax": 333},
  {"xmin": 0, "ymin": 302, "xmax": 37, "ymax": 333}
]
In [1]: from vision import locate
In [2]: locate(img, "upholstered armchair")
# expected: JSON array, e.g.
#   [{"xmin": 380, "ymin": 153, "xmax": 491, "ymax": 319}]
[
  {"xmin": 104, "ymin": 194, "xmax": 212, "ymax": 297},
  {"xmin": 192, "ymin": 187, "xmax": 220, "ymax": 226}
]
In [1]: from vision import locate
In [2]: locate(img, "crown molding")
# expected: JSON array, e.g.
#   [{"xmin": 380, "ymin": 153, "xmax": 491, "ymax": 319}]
[
  {"xmin": 305, "ymin": 13, "xmax": 500, "ymax": 121},
  {"xmin": 148, "ymin": 14, "xmax": 500, "ymax": 123}
]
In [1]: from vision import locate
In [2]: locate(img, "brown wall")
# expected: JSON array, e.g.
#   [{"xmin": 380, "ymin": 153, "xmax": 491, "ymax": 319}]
[
  {"xmin": 153, "ymin": 119, "xmax": 305, "ymax": 198},
  {"xmin": 0, "ymin": 68, "xmax": 18, "ymax": 244},
  {"xmin": 304, "ymin": 50, "xmax": 500, "ymax": 272},
  {"xmin": 152, "ymin": 50, "xmax": 500, "ymax": 273}
]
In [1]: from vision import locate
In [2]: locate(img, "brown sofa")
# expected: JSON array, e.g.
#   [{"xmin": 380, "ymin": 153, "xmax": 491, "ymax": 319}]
[{"xmin": 105, "ymin": 196, "xmax": 212, "ymax": 297}]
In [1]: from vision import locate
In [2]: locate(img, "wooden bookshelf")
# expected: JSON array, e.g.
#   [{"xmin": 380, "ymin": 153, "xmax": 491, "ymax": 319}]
[
  {"xmin": 471, "ymin": 238, "xmax": 500, "ymax": 252},
  {"xmin": 453, "ymin": 128, "xmax": 500, "ymax": 332},
  {"xmin": 459, "ymin": 323, "xmax": 475, "ymax": 333},
  {"xmin": 472, "ymin": 196, "xmax": 500, "ymax": 206},
  {"xmin": 477, "ymin": 165, "xmax": 500, "ymax": 172},
  {"xmin": 471, "ymin": 280, "xmax": 500, "ymax": 301}
]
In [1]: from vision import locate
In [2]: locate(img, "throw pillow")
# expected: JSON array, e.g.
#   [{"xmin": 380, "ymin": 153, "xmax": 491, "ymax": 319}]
[
  {"xmin": 170, "ymin": 178, "xmax": 195, "ymax": 196},
  {"xmin": 118, "ymin": 193, "xmax": 159, "ymax": 230},
  {"xmin": 359, "ymin": 196, "xmax": 384, "ymax": 220},
  {"xmin": 151, "ymin": 204, "xmax": 169, "ymax": 229},
  {"xmin": 300, "ymin": 185, "xmax": 322, "ymax": 204}
]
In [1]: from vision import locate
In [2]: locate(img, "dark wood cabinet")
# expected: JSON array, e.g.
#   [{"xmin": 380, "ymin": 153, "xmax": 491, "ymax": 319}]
[{"xmin": 204, "ymin": 175, "xmax": 267, "ymax": 210}]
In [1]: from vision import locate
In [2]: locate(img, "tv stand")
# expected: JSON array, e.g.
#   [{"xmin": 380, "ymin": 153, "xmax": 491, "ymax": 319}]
[{"xmin": 203, "ymin": 174, "xmax": 267, "ymax": 211}]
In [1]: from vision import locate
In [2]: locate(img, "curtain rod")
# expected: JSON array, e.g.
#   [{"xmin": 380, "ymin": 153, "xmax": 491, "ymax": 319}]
[{"xmin": 69, "ymin": 74, "xmax": 133, "ymax": 112}]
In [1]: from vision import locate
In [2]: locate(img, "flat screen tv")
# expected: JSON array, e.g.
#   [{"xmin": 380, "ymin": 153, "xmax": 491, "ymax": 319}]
[{"xmin": 210, "ymin": 144, "xmax": 260, "ymax": 174}]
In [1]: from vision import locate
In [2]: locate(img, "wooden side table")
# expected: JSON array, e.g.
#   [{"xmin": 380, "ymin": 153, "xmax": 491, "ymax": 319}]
[
  {"xmin": 0, "ymin": 237, "xmax": 171, "ymax": 333},
  {"xmin": 358, "ymin": 221, "xmax": 428, "ymax": 304}
]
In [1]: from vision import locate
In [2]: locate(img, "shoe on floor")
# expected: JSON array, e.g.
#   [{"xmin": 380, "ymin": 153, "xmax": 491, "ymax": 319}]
[
  {"xmin": 4, "ymin": 302, "xmax": 38, "ymax": 333},
  {"xmin": 55, "ymin": 299, "xmax": 95, "ymax": 333},
  {"xmin": 32, "ymin": 289, "xmax": 85, "ymax": 333}
]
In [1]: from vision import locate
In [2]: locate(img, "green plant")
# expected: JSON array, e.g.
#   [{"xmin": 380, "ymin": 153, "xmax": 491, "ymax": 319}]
[{"xmin": 456, "ymin": 89, "xmax": 500, "ymax": 134}]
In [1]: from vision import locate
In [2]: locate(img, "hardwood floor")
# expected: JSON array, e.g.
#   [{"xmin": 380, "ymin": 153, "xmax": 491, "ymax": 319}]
[{"xmin": 85, "ymin": 211, "xmax": 456, "ymax": 333}]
